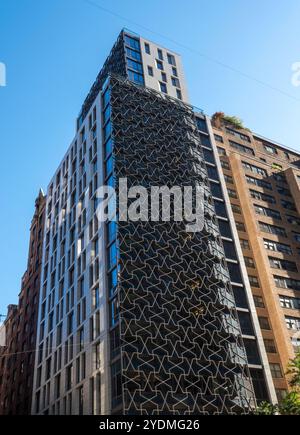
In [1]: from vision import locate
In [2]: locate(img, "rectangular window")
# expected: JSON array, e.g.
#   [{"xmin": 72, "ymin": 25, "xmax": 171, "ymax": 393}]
[
  {"xmin": 108, "ymin": 267, "xmax": 118, "ymax": 298},
  {"xmin": 111, "ymin": 360, "xmax": 122, "ymax": 409},
  {"xmin": 226, "ymin": 127, "xmax": 250, "ymax": 142},
  {"xmin": 269, "ymin": 257, "xmax": 298, "ymax": 272},
  {"xmin": 285, "ymin": 316, "xmax": 300, "ymax": 330},
  {"xmin": 264, "ymin": 239, "xmax": 292, "ymax": 255},
  {"xmin": 264, "ymin": 144, "xmax": 277, "ymax": 154},
  {"xmin": 78, "ymin": 386, "xmax": 84, "ymax": 415},
  {"xmin": 159, "ymin": 82, "xmax": 167, "ymax": 94},
  {"xmin": 249, "ymin": 275, "xmax": 260, "ymax": 288},
  {"xmin": 127, "ymin": 70, "xmax": 144, "ymax": 85},
  {"xmin": 215, "ymin": 136, "xmax": 224, "ymax": 144},
  {"xmin": 259, "ymin": 222, "xmax": 287, "ymax": 237},
  {"xmin": 161, "ymin": 72, "xmax": 167, "ymax": 82},
  {"xmin": 287, "ymin": 215, "xmax": 300, "ymax": 226},
  {"xmin": 157, "ymin": 48, "xmax": 163, "ymax": 60},
  {"xmin": 235, "ymin": 221, "xmax": 246, "ymax": 232},
  {"xmin": 127, "ymin": 58, "xmax": 143, "ymax": 73},
  {"xmin": 240, "ymin": 239, "xmax": 250, "ymax": 250},
  {"xmin": 171, "ymin": 77, "xmax": 180, "ymax": 88},
  {"xmin": 244, "ymin": 256, "xmax": 255, "ymax": 268},
  {"xmin": 250, "ymin": 190, "xmax": 276, "ymax": 204},
  {"xmin": 124, "ymin": 35, "xmax": 140, "ymax": 50},
  {"xmin": 246, "ymin": 175, "xmax": 272, "ymax": 190},
  {"xmin": 104, "ymin": 138, "xmax": 113, "ymax": 159},
  {"xmin": 172, "ymin": 67, "xmax": 178, "ymax": 76},
  {"xmin": 125, "ymin": 47, "xmax": 141, "ymax": 61},
  {"xmin": 156, "ymin": 60, "xmax": 164, "ymax": 70},
  {"xmin": 253, "ymin": 295, "xmax": 265, "ymax": 308},
  {"xmin": 281, "ymin": 199, "xmax": 296, "ymax": 211},
  {"xmin": 270, "ymin": 363, "xmax": 283, "ymax": 379},
  {"xmin": 176, "ymin": 89, "xmax": 182, "ymax": 100},
  {"xmin": 280, "ymin": 296, "xmax": 300, "ymax": 310},
  {"xmin": 110, "ymin": 297, "xmax": 120, "ymax": 327},
  {"xmin": 167, "ymin": 53, "xmax": 176, "ymax": 65},
  {"xmin": 108, "ymin": 242, "xmax": 117, "ymax": 270},
  {"xmin": 264, "ymin": 339, "xmax": 277, "ymax": 354},
  {"xmin": 242, "ymin": 162, "xmax": 267, "ymax": 177},
  {"xmin": 102, "ymin": 87, "xmax": 110, "ymax": 108},
  {"xmin": 259, "ymin": 316, "xmax": 271, "ymax": 330},
  {"xmin": 274, "ymin": 276, "xmax": 300, "ymax": 291},
  {"xmin": 227, "ymin": 188, "xmax": 237, "ymax": 199},
  {"xmin": 144, "ymin": 42, "xmax": 150, "ymax": 54},
  {"xmin": 254, "ymin": 204, "xmax": 281, "ymax": 220},
  {"xmin": 147, "ymin": 66, "xmax": 153, "ymax": 76},
  {"xmin": 229, "ymin": 140, "xmax": 254, "ymax": 156},
  {"xmin": 277, "ymin": 186, "xmax": 291, "ymax": 197}
]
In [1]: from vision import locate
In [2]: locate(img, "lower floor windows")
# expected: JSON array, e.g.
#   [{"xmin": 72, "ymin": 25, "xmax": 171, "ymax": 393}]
[
  {"xmin": 111, "ymin": 360, "xmax": 122, "ymax": 409},
  {"xmin": 270, "ymin": 363, "xmax": 283, "ymax": 379},
  {"xmin": 159, "ymin": 82, "xmax": 167, "ymax": 94}
]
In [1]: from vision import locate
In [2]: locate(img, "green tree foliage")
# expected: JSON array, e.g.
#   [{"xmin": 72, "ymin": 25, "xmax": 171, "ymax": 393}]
[{"xmin": 256, "ymin": 352, "xmax": 300, "ymax": 415}]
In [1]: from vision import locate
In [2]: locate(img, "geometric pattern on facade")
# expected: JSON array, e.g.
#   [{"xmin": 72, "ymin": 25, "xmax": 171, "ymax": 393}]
[{"xmin": 109, "ymin": 75, "xmax": 255, "ymax": 414}]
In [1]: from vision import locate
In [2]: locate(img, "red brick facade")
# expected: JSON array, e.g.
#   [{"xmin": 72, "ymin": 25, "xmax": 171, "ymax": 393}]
[{"xmin": 0, "ymin": 191, "xmax": 46, "ymax": 415}]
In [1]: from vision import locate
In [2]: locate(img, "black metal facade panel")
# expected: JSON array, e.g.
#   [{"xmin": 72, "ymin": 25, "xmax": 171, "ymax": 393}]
[
  {"xmin": 77, "ymin": 32, "xmax": 127, "ymax": 128},
  {"xmin": 109, "ymin": 75, "xmax": 254, "ymax": 415}
]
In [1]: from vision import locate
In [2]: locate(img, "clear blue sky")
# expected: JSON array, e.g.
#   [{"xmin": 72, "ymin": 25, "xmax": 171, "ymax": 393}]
[{"xmin": 1, "ymin": 0, "xmax": 300, "ymax": 313}]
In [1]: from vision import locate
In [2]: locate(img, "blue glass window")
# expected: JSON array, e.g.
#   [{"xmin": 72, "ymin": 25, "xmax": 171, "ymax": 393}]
[
  {"xmin": 124, "ymin": 35, "xmax": 140, "ymax": 51},
  {"xmin": 106, "ymin": 174, "xmax": 115, "ymax": 189},
  {"xmin": 127, "ymin": 58, "xmax": 143, "ymax": 73},
  {"xmin": 171, "ymin": 77, "xmax": 180, "ymax": 88},
  {"xmin": 103, "ymin": 105, "xmax": 111, "ymax": 125},
  {"xmin": 108, "ymin": 242, "xmax": 117, "ymax": 270},
  {"xmin": 102, "ymin": 87, "xmax": 110, "ymax": 108},
  {"xmin": 94, "ymin": 287, "xmax": 99, "ymax": 310},
  {"xmin": 105, "ymin": 154, "xmax": 113, "ymax": 178},
  {"xmin": 125, "ymin": 47, "xmax": 142, "ymax": 61},
  {"xmin": 159, "ymin": 82, "xmax": 167, "ymax": 93},
  {"xmin": 108, "ymin": 221, "xmax": 117, "ymax": 244},
  {"xmin": 103, "ymin": 121, "xmax": 112, "ymax": 141},
  {"xmin": 108, "ymin": 267, "xmax": 118, "ymax": 298},
  {"xmin": 110, "ymin": 297, "xmax": 120, "ymax": 327},
  {"xmin": 127, "ymin": 70, "xmax": 144, "ymax": 85},
  {"xmin": 104, "ymin": 138, "xmax": 113, "ymax": 158},
  {"xmin": 167, "ymin": 53, "xmax": 176, "ymax": 66},
  {"xmin": 156, "ymin": 60, "xmax": 164, "ymax": 71}
]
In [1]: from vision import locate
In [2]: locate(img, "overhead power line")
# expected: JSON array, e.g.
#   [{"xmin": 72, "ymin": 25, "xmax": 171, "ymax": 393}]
[{"xmin": 82, "ymin": 0, "xmax": 300, "ymax": 104}]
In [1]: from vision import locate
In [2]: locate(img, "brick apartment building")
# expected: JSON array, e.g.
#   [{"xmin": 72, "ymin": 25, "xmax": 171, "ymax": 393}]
[{"xmin": 0, "ymin": 190, "xmax": 46, "ymax": 415}]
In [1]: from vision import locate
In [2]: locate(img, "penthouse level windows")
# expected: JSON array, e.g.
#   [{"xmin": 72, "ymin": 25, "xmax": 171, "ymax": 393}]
[
  {"xmin": 229, "ymin": 140, "xmax": 255, "ymax": 156},
  {"xmin": 124, "ymin": 34, "xmax": 144, "ymax": 86},
  {"xmin": 226, "ymin": 127, "xmax": 251, "ymax": 143}
]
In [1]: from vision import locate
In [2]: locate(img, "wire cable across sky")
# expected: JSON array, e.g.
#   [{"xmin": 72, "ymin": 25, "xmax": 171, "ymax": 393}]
[{"xmin": 83, "ymin": 0, "xmax": 300, "ymax": 105}]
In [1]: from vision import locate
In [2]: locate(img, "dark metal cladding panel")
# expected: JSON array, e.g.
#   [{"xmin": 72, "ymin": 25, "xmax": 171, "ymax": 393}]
[{"xmin": 109, "ymin": 75, "xmax": 255, "ymax": 415}]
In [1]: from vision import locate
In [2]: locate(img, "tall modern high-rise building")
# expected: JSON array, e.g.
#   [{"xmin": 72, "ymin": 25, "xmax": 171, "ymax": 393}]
[
  {"xmin": 0, "ymin": 191, "xmax": 46, "ymax": 415},
  {"xmin": 31, "ymin": 29, "xmax": 277, "ymax": 416},
  {"xmin": 209, "ymin": 112, "xmax": 300, "ymax": 399}
]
